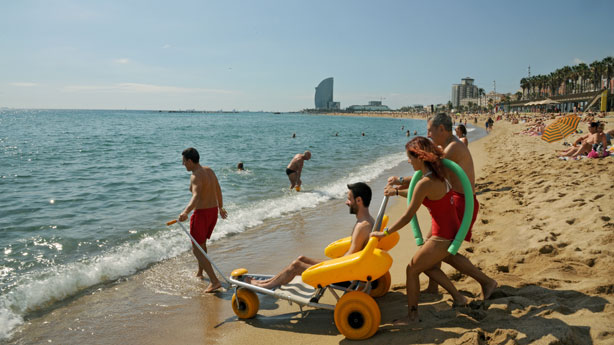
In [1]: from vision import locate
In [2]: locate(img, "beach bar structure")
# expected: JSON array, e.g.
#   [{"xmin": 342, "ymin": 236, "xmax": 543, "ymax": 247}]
[{"xmin": 505, "ymin": 89, "xmax": 609, "ymax": 113}]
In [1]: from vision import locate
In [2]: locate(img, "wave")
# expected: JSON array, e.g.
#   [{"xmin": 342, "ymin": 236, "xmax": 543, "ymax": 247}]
[{"xmin": 0, "ymin": 150, "xmax": 406, "ymax": 340}]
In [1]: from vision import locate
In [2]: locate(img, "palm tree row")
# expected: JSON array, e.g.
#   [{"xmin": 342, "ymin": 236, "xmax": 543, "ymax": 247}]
[{"xmin": 519, "ymin": 56, "xmax": 614, "ymax": 100}]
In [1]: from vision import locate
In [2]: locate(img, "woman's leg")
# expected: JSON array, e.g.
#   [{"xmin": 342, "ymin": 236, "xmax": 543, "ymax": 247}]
[{"xmin": 405, "ymin": 238, "xmax": 454, "ymax": 321}]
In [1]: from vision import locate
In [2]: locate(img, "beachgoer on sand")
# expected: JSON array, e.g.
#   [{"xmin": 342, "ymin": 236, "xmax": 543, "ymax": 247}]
[
  {"xmin": 558, "ymin": 122, "xmax": 599, "ymax": 158},
  {"xmin": 286, "ymin": 150, "xmax": 311, "ymax": 190},
  {"xmin": 247, "ymin": 183, "xmax": 374, "ymax": 289},
  {"xmin": 388, "ymin": 113, "xmax": 496, "ymax": 300},
  {"xmin": 179, "ymin": 147, "xmax": 228, "ymax": 293},
  {"xmin": 372, "ymin": 137, "xmax": 471, "ymax": 323},
  {"xmin": 455, "ymin": 124, "xmax": 468, "ymax": 146}
]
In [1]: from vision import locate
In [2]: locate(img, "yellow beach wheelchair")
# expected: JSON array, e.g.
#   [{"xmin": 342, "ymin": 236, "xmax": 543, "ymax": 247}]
[{"xmin": 228, "ymin": 196, "xmax": 398, "ymax": 340}]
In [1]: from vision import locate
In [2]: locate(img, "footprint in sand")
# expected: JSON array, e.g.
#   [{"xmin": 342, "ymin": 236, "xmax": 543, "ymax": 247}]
[
  {"xmin": 592, "ymin": 194, "xmax": 604, "ymax": 201},
  {"xmin": 566, "ymin": 218, "xmax": 576, "ymax": 225}
]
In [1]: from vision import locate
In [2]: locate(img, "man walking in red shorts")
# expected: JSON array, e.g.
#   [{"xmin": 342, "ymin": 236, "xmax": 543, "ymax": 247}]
[{"xmin": 179, "ymin": 147, "xmax": 228, "ymax": 293}]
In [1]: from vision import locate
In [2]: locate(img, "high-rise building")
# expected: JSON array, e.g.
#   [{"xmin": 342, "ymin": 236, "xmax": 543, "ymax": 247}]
[
  {"xmin": 315, "ymin": 77, "xmax": 335, "ymax": 109},
  {"xmin": 451, "ymin": 77, "xmax": 479, "ymax": 107}
]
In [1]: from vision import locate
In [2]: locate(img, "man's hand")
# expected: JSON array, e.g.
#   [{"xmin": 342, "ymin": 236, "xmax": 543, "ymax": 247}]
[
  {"xmin": 384, "ymin": 186, "xmax": 397, "ymax": 197},
  {"xmin": 387, "ymin": 176, "xmax": 400, "ymax": 186},
  {"xmin": 370, "ymin": 231, "xmax": 386, "ymax": 239},
  {"xmin": 219, "ymin": 207, "xmax": 228, "ymax": 219},
  {"xmin": 178, "ymin": 212, "xmax": 188, "ymax": 222}
]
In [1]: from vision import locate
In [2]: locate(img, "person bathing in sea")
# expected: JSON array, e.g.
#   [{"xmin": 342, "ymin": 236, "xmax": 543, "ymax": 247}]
[
  {"xmin": 179, "ymin": 147, "xmax": 228, "ymax": 293},
  {"xmin": 387, "ymin": 113, "xmax": 496, "ymax": 300},
  {"xmin": 372, "ymin": 137, "xmax": 471, "ymax": 323},
  {"xmin": 247, "ymin": 183, "xmax": 374, "ymax": 289},
  {"xmin": 286, "ymin": 150, "xmax": 311, "ymax": 190}
]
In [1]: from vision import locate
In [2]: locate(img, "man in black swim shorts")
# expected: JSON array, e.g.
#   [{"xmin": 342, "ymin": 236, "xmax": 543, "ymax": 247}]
[{"xmin": 286, "ymin": 151, "xmax": 311, "ymax": 189}]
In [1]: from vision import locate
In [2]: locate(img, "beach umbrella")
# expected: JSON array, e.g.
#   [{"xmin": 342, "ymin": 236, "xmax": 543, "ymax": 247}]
[{"xmin": 541, "ymin": 114, "xmax": 580, "ymax": 143}]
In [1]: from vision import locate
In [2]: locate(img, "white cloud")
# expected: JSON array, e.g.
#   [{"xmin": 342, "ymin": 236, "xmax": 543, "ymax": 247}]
[
  {"xmin": 10, "ymin": 82, "xmax": 38, "ymax": 87},
  {"xmin": 162, "ymin": 44, "xmax": 171, "ymax": 49},
  {"xmin": 61, "ymin": 83, "xmax": 235, "ymax": 94},
  {"xmin": 573, "ymin": 57, "xmax": 584, "ymax": 65},
  {"xmin": 113, "ymin": 58, "xmax": 130, "ymax": 64}
]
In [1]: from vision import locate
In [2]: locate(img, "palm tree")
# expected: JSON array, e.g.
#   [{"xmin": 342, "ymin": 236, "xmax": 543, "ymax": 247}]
[
  {"xmin": 478, "ymin": 88, "xmax": 485, "ymax": 107},
  {"xmin": 576, "ymin": 63, "xmax": 590, "ymax": 93},
  {"xmin": 520, "ymin": 78, "xmax": 528, "ymax": 99},
  {"xmin": 590, "ymin": 60, "xmax": 604, "ymax": 91},
  {"xmin": 603, "ymin": 56, "xmax": 614, "ymax": 91}
]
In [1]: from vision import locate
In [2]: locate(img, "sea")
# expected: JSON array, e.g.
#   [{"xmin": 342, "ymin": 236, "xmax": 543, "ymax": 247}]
[{"xmin": 0, "ymin": 109, "xmax": 483, "ymax": 343}]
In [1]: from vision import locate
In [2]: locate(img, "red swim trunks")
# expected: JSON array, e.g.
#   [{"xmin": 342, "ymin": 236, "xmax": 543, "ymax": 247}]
[
  {"xmin": 451, "ymin": 191, "xmax": 479, "ymax": 242},
  {"xmin": 190, "ymin": 207, "xmax": 218, "ymax": 244}
]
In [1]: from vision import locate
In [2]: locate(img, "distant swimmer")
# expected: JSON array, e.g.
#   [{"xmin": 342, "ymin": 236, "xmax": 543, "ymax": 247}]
[
  {"xmin": 292, "ymin": 133, "xmax": 296, "ymax": 138},
  {"xmin": 237, "ymin": 162, "xmax": 244, "ymax": 171},
  {"xmin": 179, "ymin": 147, "xmax": 228, "ymax": 293},
  {"xmin": 335, "ymin": 132, "xmax": 339, "ymax": 136},
  {"xmin": 362, "ymin": 132, "xmax": 365, "ymax": 136},
  {"xmin": 414, "ymin": 130, "xmax": 417, "ymax": 135},
  {"xmin": 286, "ymin": 150, "xmax": 311, "ymax": 190},
  {"xmin": 402, "ymin": 125, "xmax": 405, "ymax": 130},
  {"xmin": 406, "ymin": 130, "xmax": 410, "ymax": 137}
]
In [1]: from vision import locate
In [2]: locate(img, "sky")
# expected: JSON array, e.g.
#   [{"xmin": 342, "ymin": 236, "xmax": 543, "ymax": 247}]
[{"xmin": 1, "ymin": 0, "xmax": 613, "ymax": 111}]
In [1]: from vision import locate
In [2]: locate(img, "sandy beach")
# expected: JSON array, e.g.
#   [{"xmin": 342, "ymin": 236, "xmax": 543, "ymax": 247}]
[
  {"xmin": 8, "ymin": 117, "xmax": 614, "ymax": 345},
  {"xmin": 214, "ymin": 118, "xmax": 614, "ymax": 344}
]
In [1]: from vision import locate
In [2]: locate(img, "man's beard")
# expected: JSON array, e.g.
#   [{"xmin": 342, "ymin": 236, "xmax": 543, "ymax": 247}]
[{"xmin": 349, "ymin": 204, "xmax": 357, "ymax": 214}]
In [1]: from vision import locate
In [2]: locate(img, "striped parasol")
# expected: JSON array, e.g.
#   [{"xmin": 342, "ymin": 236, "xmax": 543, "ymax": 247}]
[{"xmin": 541, "ymin": 114, "xmax": 581, "ymax": 143}]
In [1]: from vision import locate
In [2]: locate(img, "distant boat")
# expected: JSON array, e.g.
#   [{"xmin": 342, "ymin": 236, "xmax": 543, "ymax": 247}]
[{"xmin": 273, "ymin": 112, "xmax": 281, "ymax": 114}]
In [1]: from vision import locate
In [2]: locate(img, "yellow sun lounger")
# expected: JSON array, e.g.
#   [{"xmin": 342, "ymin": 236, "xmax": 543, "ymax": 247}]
[{"xmin": 228, "ymin": 196, "xmax": 396, "ymax": 340}]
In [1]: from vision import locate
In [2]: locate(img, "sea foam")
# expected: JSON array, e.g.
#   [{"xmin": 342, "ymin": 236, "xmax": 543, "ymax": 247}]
[{"xmin": 0, "ymin": 150, "xmax": 406, "ymax": 340}]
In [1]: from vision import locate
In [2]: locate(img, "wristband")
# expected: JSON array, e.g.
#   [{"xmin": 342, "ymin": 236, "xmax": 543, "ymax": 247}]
[{"xmin": 383, "ymin": 228, "xmax": 390, "ymax": 236}]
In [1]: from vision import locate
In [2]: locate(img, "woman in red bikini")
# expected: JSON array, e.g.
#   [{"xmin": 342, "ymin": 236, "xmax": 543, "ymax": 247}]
[{"xmin": 372, "ymin": 137, "xmax": 468, "ymax": 323}]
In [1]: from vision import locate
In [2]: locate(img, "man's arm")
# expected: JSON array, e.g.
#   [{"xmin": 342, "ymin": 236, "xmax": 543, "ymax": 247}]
[
  {"xmin": 211, "ymin": 170, "xmax": 227, "ymax": 219},
  {"xmin": 179, "ymin": 176, "xmax": 202, "ymax": 221},
  {"xmin": 344, "ymin": 221, "xmax": 371, "ymax": 256}
]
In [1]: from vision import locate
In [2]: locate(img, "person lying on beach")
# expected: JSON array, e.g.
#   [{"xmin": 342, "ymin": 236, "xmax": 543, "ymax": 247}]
[
  {"xmin": 286, "ymin": 150, "xmax": 311, "ymax": 190},
  {"xmin": 455, "ymin": 124, "xmax": 468, "ymax": 146},
  {"xmin": 179, "ymin": 147, "xmax": 228, "ymax": 293},
  {"xmin": 388, "ymin": 113, "xmax": 497, "ymax": 300},
  {"xmin": 372, "ymin": 137, "xmax": 471, "ymax": 323},
  {"xmin": 587, "ymin": 122, "xmax": 610, "ymax": 158},
  {"xmin": 558, "ymin": 122, "xmax": 599, "ymax": 158},
  {"xmin": 246, "ymin": 182, "xmax": 374, "ymax": 289}
]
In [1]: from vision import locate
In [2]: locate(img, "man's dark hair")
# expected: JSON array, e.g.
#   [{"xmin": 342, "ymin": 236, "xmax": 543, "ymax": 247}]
[
  {"xmin": 430, "ymin": 113, "xmax": 453, "ymax": 131},
  {"xmin": 347, "ymin": 182, "xmax": 372, "ymax": 207},
  {"xmin": 182, "ymin": 147, "xmax": 200, "ymax": 164},
  {"xmin": 590, "ymin": 121, "xmax": 599, "ymax": 128}
]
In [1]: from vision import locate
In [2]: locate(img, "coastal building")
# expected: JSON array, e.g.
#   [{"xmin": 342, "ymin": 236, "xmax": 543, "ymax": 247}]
[
  {"xmin": 451, "ymin": 77, "xmax": 479, "ymax": 107},
  {"xmin": 315, "ymin": 77, "xmax": 339, "ymax": 110},
  {"xmin": 347, "ymin": 101, "xmax": 390, "ymax": 112}
]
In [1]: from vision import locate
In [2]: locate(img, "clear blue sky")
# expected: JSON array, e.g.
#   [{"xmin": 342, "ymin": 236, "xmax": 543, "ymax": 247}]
[{"xmin": 1, "ymin": 0, "xmax": 612, "ymax": 111}]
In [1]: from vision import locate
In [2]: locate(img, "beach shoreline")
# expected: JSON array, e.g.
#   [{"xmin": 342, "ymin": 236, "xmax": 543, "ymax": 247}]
[{"xmin": 7, "ymin": 116, "xmax": 614, "ymax": 344}]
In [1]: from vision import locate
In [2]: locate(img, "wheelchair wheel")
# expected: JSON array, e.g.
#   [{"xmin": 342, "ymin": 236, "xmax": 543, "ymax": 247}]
[
  {"xmin": 232, "ymin": 288, "xmax": 259, "ymax": 319},
  {"xmin": 334, "ymin": 291, "xmax": 380, "ymax": 340},
  {"xmin": 369, "ymin": 271, "xmax": 391, "ymax": 298}
]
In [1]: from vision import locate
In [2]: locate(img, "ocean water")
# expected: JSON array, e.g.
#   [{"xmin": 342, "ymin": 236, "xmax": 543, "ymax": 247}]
[{"xmin": 0, "ymin": 109, "xmax": 433, "ymax": 340}]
